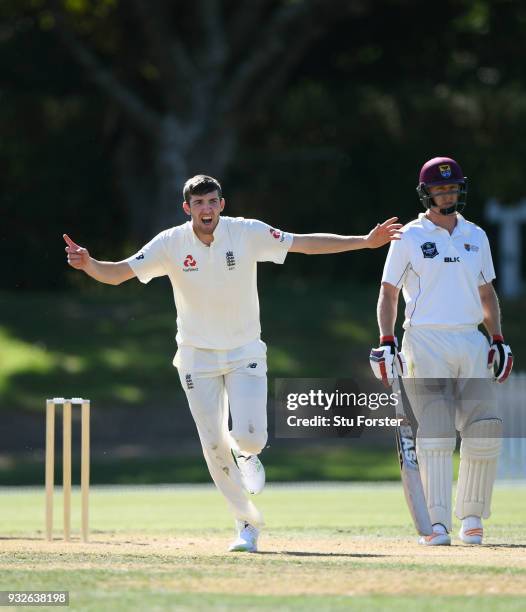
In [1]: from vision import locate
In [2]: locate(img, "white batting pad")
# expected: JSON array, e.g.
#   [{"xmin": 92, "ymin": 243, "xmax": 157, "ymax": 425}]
[
  {"xmin": 455, "ymin": 419, "xmax": 502, "ymax": 519},
  {"xmin": 416, "ymin": 436, "xmax": 456, "ymax": 531}
]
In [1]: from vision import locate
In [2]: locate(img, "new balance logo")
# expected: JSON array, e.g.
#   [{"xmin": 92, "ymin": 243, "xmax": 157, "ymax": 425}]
[
  {"xmin": 226, "ymin": 250, "xmax": 236, "ymax": 269},
  {"xmin": 247, "ymin": 362, "xmax": 257, "ymax": 369},
  {"xmin": 135, "ymin": 252, "xmax": 145, "ymax": 260},
  {"xmin": 185, "ymin": 374, "xmax": 194, "ymax": 390}
]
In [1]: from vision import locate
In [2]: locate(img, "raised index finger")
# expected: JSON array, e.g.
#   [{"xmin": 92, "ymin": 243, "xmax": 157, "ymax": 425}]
[{"xmin": 63, "ymin": 234, "xmax": 81, "ymax": 249}]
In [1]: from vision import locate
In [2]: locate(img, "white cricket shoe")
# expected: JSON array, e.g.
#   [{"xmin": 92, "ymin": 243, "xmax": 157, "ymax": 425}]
[
  {"xmin": 459, "ymin": 516, "xmax": 483, "ymax": 545},
  {"xmin": 228, "ymin": 520, "xmax": 259, "ymax": 553},
  {"xmin": 418, "ymin": 523, "xmax": 451, "ymax": 546},
  {"xmin": 234, "ymin": 452, "xmax": 265, "ymax": 495}
]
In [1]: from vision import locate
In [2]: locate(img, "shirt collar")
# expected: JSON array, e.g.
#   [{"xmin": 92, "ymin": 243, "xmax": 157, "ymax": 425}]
[
  {"xmin": 455, "ymin": 214, "xmax": 470, "ymax": 236},
  {"xmin": 187, "ymin": 216, "xmax": 226, "ymax": 247},
  {"xmin": 212, "ymin": 216, "xmax": 226, "ymax": 243},
  {"xmin": 418, "ymin": 212, "xmax": 470, "ymax": 236},
  {"xmin": 418, "ymin": 213, "xmax": 437, "ymax": 232}
]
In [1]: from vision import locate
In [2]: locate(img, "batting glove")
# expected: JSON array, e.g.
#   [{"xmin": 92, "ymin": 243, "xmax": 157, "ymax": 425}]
[
  {"xmin": 369, "ymin": 336, "xmax": 407, "ymax": 387},
  {"xmin": 488, "ymin": 335, "xmax": 513, "ymax": 383}
]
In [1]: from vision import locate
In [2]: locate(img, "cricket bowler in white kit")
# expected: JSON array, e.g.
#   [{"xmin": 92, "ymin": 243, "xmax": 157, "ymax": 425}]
[
  {"xmin": 64, "ymin": 174, "xmax": 401, "ymax": 552},
  {"xmin": 369, "ymin": 157, "xmax": 513, "ymax": 546}
]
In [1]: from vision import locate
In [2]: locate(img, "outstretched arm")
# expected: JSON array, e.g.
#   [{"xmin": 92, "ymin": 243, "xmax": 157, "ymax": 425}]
[
  {"xmin": 288, "ymin": 218, "xmax": 402, "ymax": 254},
  {"xmin": 64, "ymin": 234, "xmax": 136, "ymax": 286}
]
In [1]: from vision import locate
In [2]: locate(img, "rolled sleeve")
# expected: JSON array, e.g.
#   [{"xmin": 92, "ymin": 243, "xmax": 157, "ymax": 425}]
[{"xmin": 125, "ymin": 231, "xmax": 169, "ymax": 283}]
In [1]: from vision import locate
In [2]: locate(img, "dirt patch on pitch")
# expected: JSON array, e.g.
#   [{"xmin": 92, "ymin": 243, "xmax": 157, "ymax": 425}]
[{"xmin": 1, "ymin": 533, "xmax": 525, "ymax": 596}]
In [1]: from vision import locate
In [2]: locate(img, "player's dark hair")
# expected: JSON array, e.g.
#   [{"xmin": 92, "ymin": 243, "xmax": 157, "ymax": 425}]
[{"xmin": 183, "ymin": 175, "xmax": 222, "ymax": 202}]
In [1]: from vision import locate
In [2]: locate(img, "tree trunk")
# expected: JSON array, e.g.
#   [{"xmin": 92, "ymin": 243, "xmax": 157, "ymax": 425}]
[
  {"xmin": 153, "ymin": 119, "xmax": 237, "ymax": 232},
  {"xmin": 153, "ymin": 115, "xmax": 190, "ymax": 233},
  {"xmin": 115, "ymin": 116, "xmax": 239, "ymax": 242},
  {"xmin": 113, "ymin": 130, "xmax": 158, "ymax": 243}
]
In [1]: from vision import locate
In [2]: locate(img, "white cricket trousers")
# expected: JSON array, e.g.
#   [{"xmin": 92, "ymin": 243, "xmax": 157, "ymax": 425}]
[
  {"xmin": 401, "ymin": 327, "xmax": 501, "ymax": 529},
  {"xmin": 401, "ymin": 326, "xmax": 498, "ymax": 436},
  {"xmin": 176, "ymin": 352, "xmax": 268, "ymax": 527}
]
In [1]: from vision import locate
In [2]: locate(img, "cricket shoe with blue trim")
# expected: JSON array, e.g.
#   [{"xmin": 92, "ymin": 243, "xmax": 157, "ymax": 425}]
[
  {"xmin": 233, "ymin": 451, "xmax": 265, "ymax": 495},
  {"xmin": 418, "ymin": 523, "xmax": 451, "ymax": 546},
  {"xmin": 228, "ymin": 520, "xmax": 259, "ymax": 553},
  {"xmin": 459, "ymin": 516, "xmax": 483, "ymax": 545}
]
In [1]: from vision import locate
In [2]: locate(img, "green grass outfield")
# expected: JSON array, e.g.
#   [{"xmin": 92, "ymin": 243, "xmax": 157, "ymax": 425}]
[
  {"xmin": 2, "ymin": 282, "xmax": 524, "ymax": 411},
  {"xmin": 1, "ymin": 483, "xmax": 525, "ymax": 611}
]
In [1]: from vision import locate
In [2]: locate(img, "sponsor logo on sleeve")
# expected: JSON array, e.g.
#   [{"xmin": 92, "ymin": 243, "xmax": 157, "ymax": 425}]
[
  {"xmin": 270, "ymin": 228, "xmax": 285, "ymax": 243},
  {"xmin": 420, "ymin": 242, "xmax": 439, "ymax": 259}
]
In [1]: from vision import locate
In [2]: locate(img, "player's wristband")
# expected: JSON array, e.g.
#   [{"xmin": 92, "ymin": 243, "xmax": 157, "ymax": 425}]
[
  {"xmin": 380, "ymin": 335, "xmax": 397, "ymax": 347},
  {"xmin": 492, "ymin": 334, "xmax": 504, "ymax": 343}
]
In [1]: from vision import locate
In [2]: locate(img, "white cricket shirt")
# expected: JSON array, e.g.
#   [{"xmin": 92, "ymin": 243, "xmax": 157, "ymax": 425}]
[
  {"xmin": 382, "ymin": 213, "xmax": 495, "ymax": 329},
  {"xmin": 126, "ymin": 216, "xmax": 293, "ymax": 350}
]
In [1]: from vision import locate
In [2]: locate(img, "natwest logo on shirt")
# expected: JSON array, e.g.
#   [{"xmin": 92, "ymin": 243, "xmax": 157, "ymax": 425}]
[{"xmin": 183, "ymin": 254, "xmax": 199, "ymax": 272}]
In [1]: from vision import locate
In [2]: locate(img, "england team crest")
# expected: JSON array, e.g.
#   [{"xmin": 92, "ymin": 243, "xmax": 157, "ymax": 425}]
[{"xmin": 421, "ymin": 242, "xmax": 439, "ymax": 259}]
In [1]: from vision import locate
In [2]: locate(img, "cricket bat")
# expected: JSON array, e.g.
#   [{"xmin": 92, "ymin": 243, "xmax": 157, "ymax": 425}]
[{"xmin": 392, "ymin": 375, "xmax": 433, "ymax": 536}]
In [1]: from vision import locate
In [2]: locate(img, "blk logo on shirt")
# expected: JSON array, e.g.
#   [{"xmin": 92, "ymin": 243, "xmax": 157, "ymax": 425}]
[
  {"xmin": 444, "ymin": 256, "xmax": 460, "ymax": 263},
  {"xmin": 183, "ymin": 254, "xmax": 198, "ymax": 271}
]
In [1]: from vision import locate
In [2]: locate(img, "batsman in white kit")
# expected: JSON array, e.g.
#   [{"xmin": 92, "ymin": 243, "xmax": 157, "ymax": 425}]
[
  {"xmin": 64, "ymin": 174, "xmax": 401, "ymax": 552},
  {"xmin": 370, "ymin": 157, "xmax": 513, "ymax": 546}
]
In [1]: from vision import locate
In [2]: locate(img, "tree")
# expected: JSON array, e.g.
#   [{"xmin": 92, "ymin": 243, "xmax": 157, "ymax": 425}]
[{"xmin": 38, "ymin": 0, "xmax": 367, "ymax": 237}]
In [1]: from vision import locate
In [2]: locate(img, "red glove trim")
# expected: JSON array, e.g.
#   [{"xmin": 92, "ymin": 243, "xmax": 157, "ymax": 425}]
[
  {"xmin": 499, "ymin": 355, "xmax": 514, "ymax": 383},
  {"xmin": 487, "ymin": 348, "xmax": 495, "ymax": 367},
  {"xmin": 492, "ymin": 335, "xmax": 504, "ymax": 343}
]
